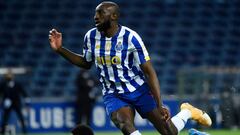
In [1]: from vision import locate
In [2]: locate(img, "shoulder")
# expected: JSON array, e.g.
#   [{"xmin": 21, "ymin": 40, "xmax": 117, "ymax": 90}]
[
  {"xmin": 121, "ymin": 26, "xmax": 144, "ymax": 47},
  {"xmin": 121, "ymin": 26, "xmax": 142, "ymax": 39},
  {"xmin": 84, "ymin": 28, "xmax": 102, "ymax": 40},
  {"xmin": 84, "ymin": 28, "xmax": 97, "ymax": 38}
]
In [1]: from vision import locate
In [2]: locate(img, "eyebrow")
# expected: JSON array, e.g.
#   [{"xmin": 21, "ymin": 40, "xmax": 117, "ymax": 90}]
[{"xmin": 96, "ymin": 8, "xmax": 107, "ymax": 15}]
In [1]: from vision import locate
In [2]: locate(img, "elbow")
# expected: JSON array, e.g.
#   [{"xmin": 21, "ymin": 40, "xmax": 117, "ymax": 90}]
[{"xmin": 78, "ymin": 62, "xmax": 91, "ymax": 69}]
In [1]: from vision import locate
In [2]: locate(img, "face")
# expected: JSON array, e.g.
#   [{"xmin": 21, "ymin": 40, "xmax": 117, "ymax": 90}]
[
  {"xmin": 94, "ymin": 4, "xmax": 112, "ymax": 31},
  {"xmin": 5, "ymin": 70, "xmax": 14, "ymax": 81}
]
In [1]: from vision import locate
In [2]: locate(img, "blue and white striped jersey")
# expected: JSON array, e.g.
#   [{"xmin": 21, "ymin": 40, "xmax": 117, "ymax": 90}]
[{"xmin": 83, "ymin": 25, "xmax": 150, "ymax": 95}]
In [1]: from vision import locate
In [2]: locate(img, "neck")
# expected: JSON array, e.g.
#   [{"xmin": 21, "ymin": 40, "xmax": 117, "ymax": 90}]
[{"xmin": 103, "ymin": 23, "xmax": 119, "ymax": 38}]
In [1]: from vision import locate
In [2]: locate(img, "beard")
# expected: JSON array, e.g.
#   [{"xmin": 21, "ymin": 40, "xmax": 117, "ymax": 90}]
[{"xmin": 96, "ymin": 20, "xmax": 111, "ymax": 32}]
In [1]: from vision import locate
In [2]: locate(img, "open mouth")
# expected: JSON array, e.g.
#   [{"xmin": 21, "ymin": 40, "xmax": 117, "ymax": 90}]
[{"xmin": 95, "ymin": 21, "xmax": 101, "ymax": 27}]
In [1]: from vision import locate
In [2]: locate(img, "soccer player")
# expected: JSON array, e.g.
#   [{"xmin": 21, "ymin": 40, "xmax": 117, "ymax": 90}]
[
  {"xmin": 49, "ymin": 1, "xmax": 212, "ymax": 135},
  {"xmin": 0, "ymin": 69, "xmax": 30, "ymax": 135}
]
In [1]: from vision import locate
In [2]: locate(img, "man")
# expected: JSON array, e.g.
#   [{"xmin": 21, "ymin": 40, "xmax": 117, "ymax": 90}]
[
  {"xmin": 49, "ymin": 1, "xmax": 212, "ymax": 135},
  {"xmin": 0, "ymin": 69, "xmax": 30, "ymax": 135}
]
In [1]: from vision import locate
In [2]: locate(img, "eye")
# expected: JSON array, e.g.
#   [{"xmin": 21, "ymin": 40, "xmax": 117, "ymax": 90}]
[
  {"xmin": 100, "ymin": 11, "xmax": 106, "ymax": 15},
  {"xmin": 96, "ymin": 9, "xmax": 103, "ymax": 14}
]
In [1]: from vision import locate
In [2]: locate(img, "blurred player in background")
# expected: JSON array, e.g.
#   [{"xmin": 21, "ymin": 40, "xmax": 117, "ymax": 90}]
[
  {"xmin": 0, "ymin": 69, "xmax": 30, "ymax": 135},
  {"xmin": 75, "ymin": 70, "xmax": 96, "ymax": 126},
  {"xmin": 71, "ymin": 124, "xmax": 94, "ymax": 135},
  {"xmin": 49, "ymin": 1, "xmax": 211, "ymax": 135}
]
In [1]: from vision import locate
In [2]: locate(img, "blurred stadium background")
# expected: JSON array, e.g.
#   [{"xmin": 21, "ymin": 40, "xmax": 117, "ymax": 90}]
[{"xmin": 0, "ymin": 0, "xmax": 240, "ymax": 134}]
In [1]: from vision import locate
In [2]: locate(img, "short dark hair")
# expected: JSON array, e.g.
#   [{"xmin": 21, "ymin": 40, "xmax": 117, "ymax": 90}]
[{"xmin": 71, "ymin": 124, "xmax": 94, "ymax": 135}]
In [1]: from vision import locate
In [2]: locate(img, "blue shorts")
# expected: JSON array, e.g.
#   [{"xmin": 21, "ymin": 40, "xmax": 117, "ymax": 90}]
[{"xmin": 103, "ymin": 83, "xmax": 157, "ymax": 118}]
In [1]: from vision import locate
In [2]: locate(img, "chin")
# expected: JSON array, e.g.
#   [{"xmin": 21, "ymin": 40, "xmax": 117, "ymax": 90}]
[
  {"xmin": 96, "ymin": 26, "xmax": 104, "ymax": 32},
  {"xmin": 96, "ymin": 22, "xmax": 110, "ymax": 32},
  {"xmin": 96, "ymin": 27, "xmax": 102, "ymax": 31}
]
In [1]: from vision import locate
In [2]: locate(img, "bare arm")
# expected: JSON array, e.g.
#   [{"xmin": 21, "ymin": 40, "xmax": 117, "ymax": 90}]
[
  {"xmin": 140, "ymin": 61, "xmax": 162, "ymax": 107},
  {"xmin": 141, "ymin": 61, "xmax": 171, "ymax": 120},
  {"xmin": 57, "ymin": 47, "xmax": 92, "ymax": 69},
  {"xmin": 49, "ymin": 29, "xmax": 92, "ymax": 69}
]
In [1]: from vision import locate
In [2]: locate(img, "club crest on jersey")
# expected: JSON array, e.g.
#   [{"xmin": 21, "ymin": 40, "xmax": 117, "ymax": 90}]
[{"xmin": 115, "ymin": 42, "xmax": 123, "ymax": 52}]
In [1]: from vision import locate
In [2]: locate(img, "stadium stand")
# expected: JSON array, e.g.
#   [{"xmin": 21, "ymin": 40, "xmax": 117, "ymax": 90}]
[{"xmin": 0, "ymin": 0, "xmax": 239, "ymax": 97}]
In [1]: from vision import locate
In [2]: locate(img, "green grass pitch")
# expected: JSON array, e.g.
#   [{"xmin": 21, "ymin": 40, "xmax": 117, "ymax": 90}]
[
  {"xmin": 32, "ymin": 129, "xmax": 240, "ymax": 135},
  {"xmin": 96, "ymin": 130, "xmax": 240, "ymax": 135}
]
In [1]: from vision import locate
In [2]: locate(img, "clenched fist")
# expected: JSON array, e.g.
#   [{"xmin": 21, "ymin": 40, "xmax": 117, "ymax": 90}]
[{"xmin": 161, "ymin": 106, "xmax": 171, "ymax": 121}]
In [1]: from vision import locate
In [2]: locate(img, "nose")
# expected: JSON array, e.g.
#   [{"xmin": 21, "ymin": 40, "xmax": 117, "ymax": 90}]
[{"xmin": 94, "ymin": 13, "xmax": 99, "ymax": 21}]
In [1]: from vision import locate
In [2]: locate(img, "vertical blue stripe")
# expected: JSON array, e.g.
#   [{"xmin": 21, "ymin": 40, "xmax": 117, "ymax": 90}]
[
  {"xmin": 121, "ymin": 82, "xmax": 128, "ymax": 93},
  {"xmin": 100, "ymin": 33, "xmax": 115, "ymax": 92},
  {"xmin": 110, "ymin": 29, "xmax": 128, "ymax": 92},
  {"xmin": 132, "ymin": 66, "xmax": 145, "ymax": 81},
  {"xmin": 130, "ymin": 79, "xmax": 140, "ymax": 88},
  {"xmin": 90, "ymin": 29, "xmax": 96, "ymax": 60},
  {"xmin": 97, "ymin": 67, "xmax": 108, "ymax": 91},
  {"xmin": 121, "ymin": 30, "xmax": 140, "ymax": 89},
  {"xmin": 121, "ymin": 30, "xmax": 130, "ymax": 80},
  {"xmin": 138, "ymin": 71, "xmax": 145, "ymax": 80},
  {"xmin": 132, "ymin": 66, "xmax": 140, "ymax": 76},
  {"xmin": 84, "ymin": 34, "xmax": 88, "ymax": 45},
  {"xmin": 83, "ymin": 36, "xmax": 88, "ymax": 58},
  {"xmin": 110, "ymin": 33, "xmax": 120, "ymax": 82},
  {"xmin": 128, "ymin": 48, "xmax": 144, "ymax": 83},
  {"xmin": 128, "ymin": 52, "xmax": 134, "ymax": 68},
  {"xmin": 131, "ymin": 36, "xmax": 146, "ymax": 64}
]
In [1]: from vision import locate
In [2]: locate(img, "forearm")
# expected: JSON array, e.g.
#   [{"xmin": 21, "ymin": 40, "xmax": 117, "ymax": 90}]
[
  {"xmin": 145, "ymin": 70, "xmax": 163, "ymax": 107},
  {"xmin": 141, "ymin": 61, "xmax": 163, "ymax": 107},
  {"xmin": 57, "ymin": 47, "xmax": 91, "ymax": 69}
]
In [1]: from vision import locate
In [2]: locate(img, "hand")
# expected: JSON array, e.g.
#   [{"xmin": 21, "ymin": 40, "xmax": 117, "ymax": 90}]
[
  {"xmin": 49, "ymin": 29, "xmax": 62, "ymax": 51},
  {"xmin": 160, "ymin": 106, "xmax": 171, "ymax": 121}
]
